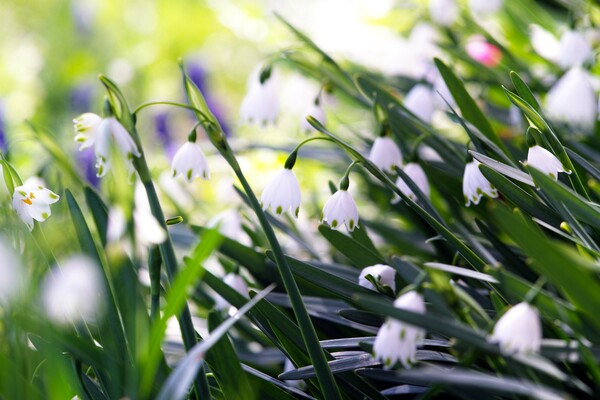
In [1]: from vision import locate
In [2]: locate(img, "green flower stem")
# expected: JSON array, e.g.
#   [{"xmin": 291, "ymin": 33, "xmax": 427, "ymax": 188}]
[
  {"xmin": 132, "ymin": 101, "xmax": 210, "ymax": 118},
  {"xmin": 136, "ymin": 157, "xmax": 211, "ymax": 400},
  {"xmin": 224, "ymin": 154, "xmax": 342, "ymax": 400},
  {"xmin": 148, "ymin": 246, "xmax": 162, "ymax": 321}
]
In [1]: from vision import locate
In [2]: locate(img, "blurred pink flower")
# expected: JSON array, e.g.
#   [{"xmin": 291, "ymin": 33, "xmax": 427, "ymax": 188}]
[{"xmin": 466, "ymin": 37, "xmax": 502, "ymax": 67}]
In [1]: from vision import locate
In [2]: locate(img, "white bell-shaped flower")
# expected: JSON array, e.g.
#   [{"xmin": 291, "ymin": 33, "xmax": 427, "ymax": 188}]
[
  {"xmin": 214, "ymin": 273, "xmax": 249, "ymax": 310},
  {"xmin": 526, "ymin": 145, "xmax": 568, "ymax": 180},
  {"xmin": 73, "ymin": 113, "xmax": 102, "ymax": 150},
  {"xmin": 171, "ymin": 142, "xmax": 210, "ymax": 182},
  {"xmin": 359, "ymin": 264, "xmax": 396, "ymax": 293},
  {"xmin": 546, "ymin": 67, "xmax": 597, "ymax": 133},
  {"xmin": 74, "ymin": 113, "xmax": 140, "ymax": 177},
  {"xmin": 404, "ymin": 84, "xmax": 436, "ymax": 123},
  {"xmin": 373, "ymin": 291, "xmax": 426, "ymax": 368},
  {"xmin": 429, "ymin": 0, "xmax": 459, "ymax": 27},
  {"xmin": 12, "ymin": 179, "xmax": 60, "ymax": 231},
  {"xmin": 95, "ymin": 117, "xmax": 141, "ymax": 177},
  {"xmin": 463, "ymin": 160, "xmax": 498, "ymax": 206},
  {"xmin": 469, "ymin": 0, "xmax": 502, "ymax": 15},
  {"xmin": 392, "ymin": 163, "xmax": 430, "ymax": 203},
  {"xmin": 489, "ymin": 302, "xmax": 542, "ymax": 354},
  {"xmin": 321, "ymin": 189, "xmax": 360, "ymax": 231},
  {"xmin": 369, "ymin": 137, "xmax": 403, "ymax": 173},
  {"xmin": 260, "ymin": 168, "xmax": 301, "ymax": 217},
  {"xmin": 41, "ymin": 255, "xmax": 105, "ymax": 325},
  {"xmin": 240, "ymin": 71, "xmax": 279, "ymax": 126},
  {"xmin": 301, "ymin": 101, "xmax": 327, "ymax": 133},
  {"xmin": 557, "ymin": 30, "xmax": 593, "ymax": 70}
]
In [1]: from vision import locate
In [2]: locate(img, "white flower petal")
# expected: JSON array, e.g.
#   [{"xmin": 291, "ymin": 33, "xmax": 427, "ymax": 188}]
[
  {"xmin": 172, "ymin": 142, "xmax": 210, "ymax": 182},
  {"xmin": 369, "ymin": 137, "xmax": 403, "ymax": 173},
  {"xmin": 322, "ymin": 190, "xmax": 359, "ymax": 231},
  {"xmin": 463, "ymin": 161, "xmax": 498, "ymax": 206},
  {"xmin": 373, "ymin": 291, "xmax": 426, "ymax": 368},
  {"xmin": 527, "ymin": 145, "xmax": 568, "ymax": 180},
  {"xmin": 404, "ymin": 85, "xmax": 436, "ymax": 123},
  {"xmin": 73, "ymin": 113, "xmax": 102, "ymax": 150},
  {"xmin": 260, "ymin": 169, "xmax": 301, "ymax": 217},
  {"xmin": 545, "ymin": 67, "xmax": 597, "ymax": 133},
  {"xmin": 359, "ymin": 264, "xmax": 396, "ymax": 292},
  {"xmin": 489, "ymin": 302, "xmax": 542, "ymax": 354}
]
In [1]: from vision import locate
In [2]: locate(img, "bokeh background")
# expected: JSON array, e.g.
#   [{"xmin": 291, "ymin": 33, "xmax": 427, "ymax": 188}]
[{"xmin": 0, "ymin": 0, "xmax": 597, "ymax": 232}]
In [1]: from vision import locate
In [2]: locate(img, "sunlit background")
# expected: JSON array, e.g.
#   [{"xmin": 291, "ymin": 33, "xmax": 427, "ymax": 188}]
[{"xmin": 1, "ymin": 0, "xmax": 597, "ymax": 233}]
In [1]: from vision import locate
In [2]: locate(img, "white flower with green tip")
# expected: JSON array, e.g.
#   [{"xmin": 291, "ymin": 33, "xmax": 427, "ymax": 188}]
[
  {"xmin": 373, "ymin": 291, "xmax": 426, "ymax": 368},
  {"xmin": 321, "ymin": 189, "xmax": 359, "ymax": 231},
  {"xmin": 171, "ymin": 142, "xmax": 210, "ymax": 182},
  {"xmin": 260, "ymin": 168, "xmax": 301, "ymax": 217},
  {"xmin": 73, "ymin": 113, "xmax": 140, "ymax": 177},
  {"xmin": 489, "ymin": 302, "xmax": 542, "ymax": 354},
  {"xmin": 392, "ymin": 162, "xmax": 430, "ymax": 203},
  {"xmin": 369, "ymin": 137, "xmax": 403, "ymax": 173},
  {"xmin": 463, "ymin": 160, "xmax": 498, "ymax": 206},
  {"xmin": 526, "ymin": 145, "xmax": 569, "ymax": 180},
  {"xmin": 12, "ymin": 181, "xmax": 60, "ymax": 231},
  {"xmin": 359, "ymin": 264, "xmax": 396, "ymax": 293}
]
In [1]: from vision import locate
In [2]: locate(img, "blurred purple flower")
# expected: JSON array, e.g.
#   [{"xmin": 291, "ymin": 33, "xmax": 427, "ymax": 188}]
[
  {"xmin": 71, "ymin": 0, "xmax": 97, "ymax": 35},
  {"xmin": 70, "ymin": 83, "xmax": 93, "ymax": 114},
  {"xmin": 154, "ymin": 112, "xmax": 178, "ymax": 159},
  {"xmin": 77, "ymin": 147, "xmax": 100, "ymax": 187},
  {"xmin": 186, "ymin": 60, "xmax": 230, "ymax": 136}
]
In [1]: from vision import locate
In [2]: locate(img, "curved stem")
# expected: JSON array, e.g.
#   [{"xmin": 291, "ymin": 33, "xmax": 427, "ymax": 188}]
[
  {"xmin": 132, "ymin": 101, "xmax": 210, "ymax": 121},
  {"xmin": 291, "ymin": 136, "xmax": 337, "ymax": 154}
]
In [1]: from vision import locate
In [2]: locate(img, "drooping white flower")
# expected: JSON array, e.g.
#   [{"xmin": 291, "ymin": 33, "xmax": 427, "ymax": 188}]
[
  {"xmin": 300, "ymin": 102, "xmax": 327, "ymax": 133},
  {"xmin": 73, "ymin": 113, "xmax": 140, "ymax": 177},
  {"xmin": 404, "ymin": 84, "xmax": 436, "ymax": 123},
  {"xmin": 469, "ymin": 0, "xmax": 502, "ymax": 15},
  {"xmin": 41, "ymin": 255, "xmax": 105, "ymax": 325},
  {"xmin": 392, "ymin": 163, "xmax": 430, "ymax": 203},
  {"xmin": 321, "ymin": 189, "xmax": 359, "ymax": 231},
  {"xmin": 530, "ymin": 27, "xmax": 593, "ymax": 70},
  {"xmin": 73, "ymin": 113, "xmax": 102, "ymax": 150},
  {"xmin": 260, "ymin": 169, "xmax": 301, "ymax": 217},
  {"xmin": 240, "ymin": 71, "xmax": 279, "ymax": 126},
  {"xmin": 526, "ymin": 145, "xmax": 568, "ymax": 180},
  {"xmin": 429, "ymin": 0, "xmax": 459, "ymax": 27},
  {"xmin": 545, "ymin": 67, "xmax": 597, "ymax": 133},
  {"xmin": 373, "ymin": 291, "xmax": 426, "ymax": 368},
  {"xmin": 214, "ymin": 273, "xmax": 249, "ymax": 310},
  {"xmin": 0, "ymin": 237, "xmax": 23, "ymax": 305},
  {"xmin": 557, "ymin": 30, "xmax": 593, "ymax": 70},
  {"xmin": 171, "ymin": 142, "xmax": 210, "ymax": 182},
  {"xmin": 12, "ymin": 180, "xmax": 60, "ymax": 231},
  {"xmin": 463, "ymin": 160, "xmax": 498, "ymax": 206},
  {"xmin": 369, "ymin": 137, "xmax": 403, "ymax": 173},
  {"xmin": 359, "ymin": 264, "xmax": 396, "ymax": 293},
  {"xmin": 530, "ymin": 25, "xmax": 560, "ymax": 63},
  {"xmin": 489, "ymin": 302, "xmax": 542, "ymax": 354}
]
